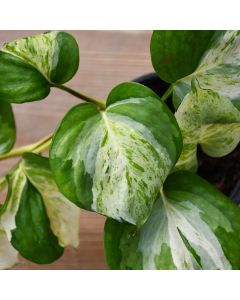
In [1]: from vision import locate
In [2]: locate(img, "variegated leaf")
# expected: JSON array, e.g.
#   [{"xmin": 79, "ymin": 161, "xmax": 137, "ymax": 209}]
[
  {"xmin": 0, "ymin": 102, "xmax": 16, "ymax": 154},
  {"xmin": 174, "ymin": 79, "xmax": 240, "ymax": 171},
  {"xmin": 0, "ymin": 166, "xmax": 64, "ymax": 264},
  {"xmin": 22, "ymin": 153, "xmax": 80, "ymax": 248},
  {"xmin": 0, "ymin": 226, "xmax": 18, "ymax": 269},
  {"xmin": 0, "ymin": 31, "xmax": 79, "ymax": 103},
  {"xmin": 104, "ymin": 171, "xmax": 240, "ymax": 270},
  {"xmin": 0, "ymin": 153, "xmax": 80, "ymax": 264},
  {"xmin": 173, "ymin": 31, "xmax": 240, "ymax": 110},
  {"xmin": 50, "ymin": 94, "xmax": 182, "ymax": 226},
  {"xmin": 150, "ymin": 30, "xmax": 215, "ymax": 83}
]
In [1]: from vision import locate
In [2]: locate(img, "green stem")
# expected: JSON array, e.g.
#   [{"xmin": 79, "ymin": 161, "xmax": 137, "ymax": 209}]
[
  {"xmin": 161, "ymin": 84, "xmax": 175, "ymax": 102},
  {"xmin": 0, "ymin": 133, "xmax": 53, "ymax": 161},
  {"xmin": 54, "ymin": 84, "xmax": 106, "ymax": 109},
  {"xmin": 0, "ymin": 176, "xmax": 7, "ymax": 192}
]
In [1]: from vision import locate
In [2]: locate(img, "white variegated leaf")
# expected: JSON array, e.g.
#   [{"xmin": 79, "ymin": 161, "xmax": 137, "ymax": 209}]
[
  {"xmin": 50, "ymin": 97, "xmax": 182, "ymax": 227},
  {"xmin": 104, "ymin": 171, "xmax": 240, "ymax": 270},
  {"xmin": 22, "ymin": 153, "xmax": 80, "ymax": 248},
  {"xmin": 173, "ymin": 31, "xmax": 240, "ymax": 110},
  {"xmin": 0, "ymin": 153, "xmax": 80, "ymax": 264},
  {"xmin": 174, "ymin": 80, "xmax": 240, "ymax": 171},
  {"xmin": 0, "ymin": 31, "xmax": 79, "ymax": 104},
  {"xmin": 2, "ymin": 31, "xmax": 79, "ymax": 85},
  {"xmin": 3, "ymin": 31, "xmax": 58, "ymax": 81}
]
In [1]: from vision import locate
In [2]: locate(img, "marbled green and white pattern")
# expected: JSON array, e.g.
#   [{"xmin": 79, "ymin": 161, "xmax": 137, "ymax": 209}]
[
  {"xmin": 0, "ymin": 226, "xmax": 18, "ymax": 269},
  {"xmin": 104, "ymin": 171, "xmax": 240, "ymax": 270},
  {"xmin": 174, "ymin": 80, "xmax": 240, "ymax": 171},
  {"xmin": 3, "ymin": 31, "xmax": 58, "ymax": 81},
  {"xmin": 173, "ymin": 31, "xmax": 240, "ymax": 109},
  {"xmin": 50, "ymin": 97, "xmax": 182, "ymax": 226}
]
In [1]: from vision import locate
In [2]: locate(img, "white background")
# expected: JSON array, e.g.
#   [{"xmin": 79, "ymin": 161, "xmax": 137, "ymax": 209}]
[{"xmin": 0, "ymin": 0, "xmax": 240, "ymax": 299}]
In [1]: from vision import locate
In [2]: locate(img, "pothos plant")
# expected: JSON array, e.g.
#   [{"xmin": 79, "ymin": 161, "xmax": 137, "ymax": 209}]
[{"xmin": 0, "ymin": 30, "xmax": 240, "ymax": 270}]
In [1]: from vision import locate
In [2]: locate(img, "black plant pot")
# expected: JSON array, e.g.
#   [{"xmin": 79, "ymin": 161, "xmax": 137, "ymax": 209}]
[{"xmin": 133, "ymin": 72, "xmax": 240, "ymax": 204}]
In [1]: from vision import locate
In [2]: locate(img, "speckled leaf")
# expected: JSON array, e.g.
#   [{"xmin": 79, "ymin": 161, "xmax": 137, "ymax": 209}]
[
  {"xmin": 104, "ymin": 171, "xmax": 240, "ymax": 270},
  {"xmin": 50, "ymin": 96, "xmax": 182, "ymax": 226},
  {"xmin": 0, "ymin": 102, "xmax": 16, "ymax": 154},
  {"xmin": 22, "ymin": 152, "xmax": 80, "ymax": 248},
  {"xmin": 0, "ymin": 31, "xmax": 79, "ymax": 103},
  {"xmin": 173, "ymin": 31, "xmax": 240, "ymax": 110},
  {"xmin": 174, "ymin": 79, "xmax": 240, "ymax": 171},
  {"xmin": 0, "ymin": 165, "xmax": 64, "ymax": 264},
  {"xmin": 150, "ymin": 30, "xmax": 215, "ymax": 83},
  {"xmin": 0, "ymin": 226, "xmax": 18, "ymax": 269}
]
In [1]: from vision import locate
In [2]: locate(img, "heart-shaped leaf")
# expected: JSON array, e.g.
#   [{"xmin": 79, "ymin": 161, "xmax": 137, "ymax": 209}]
[
  {"xmin": 104, "ymin": 171, "xmax": 240, "ymax": 270},
  {"xmin": 173, "ymin": 31, "xmax": 240, "ymax": 110},
  {"xmin": 174, "ymin": 79, "xmax": 240, "ymax": 171},
  {"xmin": 50, "ymin": 88, "xmax": 182, "ymax": 226},
  {"xmin": 0, "ymin": 102, "xmax": 16, "ymax": 154},
  {"xmin": 0, "ymin": 153, "xmax": 80, "ymax": 264},
  {"xmin": 150, "ymin": 30, "xmax": 215, "ymax": 83},
  {"xmin": 0, "ymin": 31, "xmax": 79, "ymax": 103}
]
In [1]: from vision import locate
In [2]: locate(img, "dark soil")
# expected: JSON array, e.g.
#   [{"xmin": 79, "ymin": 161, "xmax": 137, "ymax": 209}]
[
  {"xmin": 134, "ymin": 73, "xmax": 240, "ymax": 202},
  {"xmin": 197, "ymin": 144, "xmax": 240, "ymax": 200}
]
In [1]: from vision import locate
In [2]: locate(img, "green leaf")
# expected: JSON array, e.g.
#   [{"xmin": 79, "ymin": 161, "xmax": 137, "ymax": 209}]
[
  {"xmin": 104, "ymin": 171, "xmax": 240, "ymax": 270},
  {"xmin": 0, "ymin": 102, "xmax": 16, "ymax": 154},
  {"xmin": 50, "ymin": 95, "xmax": 182, "ymax": 226},
  {"xmin": 0, "ymin": 31, "xmax": 79, "ymax": 103},
  {"xmin": 150, "ymin": 30, "xmax": 215, "ymax": 83},
  {"xmin": 0, "ymin": 226, "xmax": 18, "ymax": 269},
  {"xmin": 174, "ymin": 79, "xmax": 240, "ymax": 171},
  {"xmin": 0, "ymin": 167, "xmax": 64, "ymax": 264},
  {"xmin": 107, "ymin": 82, "xmax": 161, "ymax": 106},
  {"xmin": 22, "ymin": 152, "xmax": 80, "ymax": 248},
  {"xmin": 173, "ymin": 31, "xmax": 240, "ymax": 109}
]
